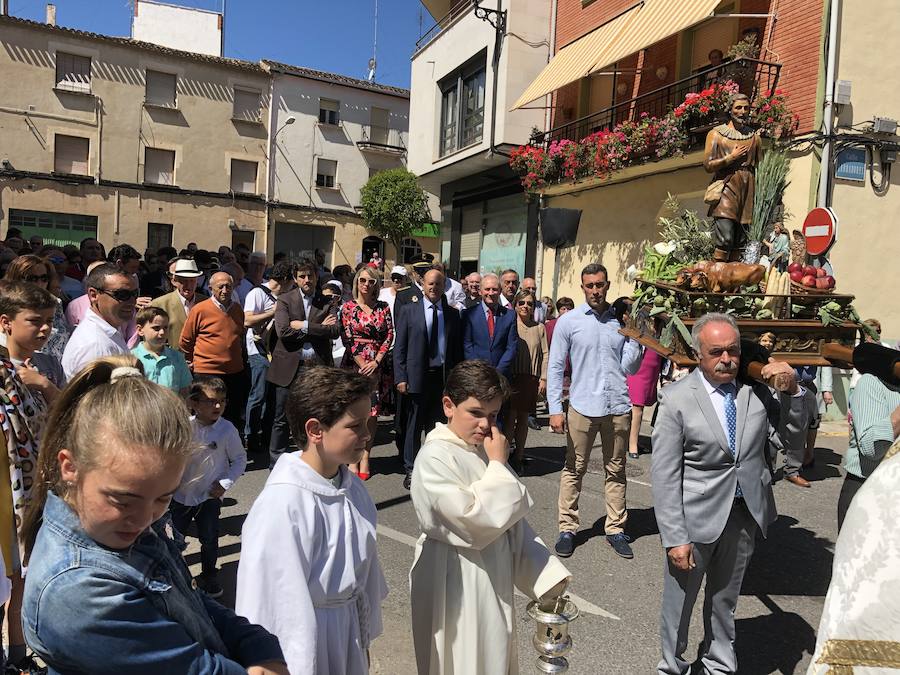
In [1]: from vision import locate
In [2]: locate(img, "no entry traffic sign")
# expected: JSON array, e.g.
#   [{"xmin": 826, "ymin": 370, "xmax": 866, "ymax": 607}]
[{"xmin": 802, "ymin": 207, "xmax": 837, "ymax": 255}]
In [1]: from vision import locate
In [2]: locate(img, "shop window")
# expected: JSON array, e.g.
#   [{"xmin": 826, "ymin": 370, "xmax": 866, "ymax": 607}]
[
  {"xmin": 8, "ymin": 209, "xmax": 97, "ymax": 248},
  {"xmin": 55, "ymin": 52, "xmax": 91, "ymax": 94}
]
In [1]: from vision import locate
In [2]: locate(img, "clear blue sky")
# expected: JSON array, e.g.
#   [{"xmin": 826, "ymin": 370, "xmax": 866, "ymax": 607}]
[{"xmin": 9, "ymin": 0, "xmax": 430, "ymax": 88}]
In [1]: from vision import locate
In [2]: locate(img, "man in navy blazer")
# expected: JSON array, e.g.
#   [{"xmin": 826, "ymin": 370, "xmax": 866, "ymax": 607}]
[
  {"xmin": 462, "ymin": 273, "xmax": 517, "ymax": 376},
  {"xmin": 393, "ymin": 269, "xmax": 463, "ymax": 488}
]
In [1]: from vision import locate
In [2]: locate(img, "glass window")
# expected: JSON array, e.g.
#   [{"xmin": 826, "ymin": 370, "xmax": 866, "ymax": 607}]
[
  {"xmin": 233, "ymin": 88, "xmax": 262, "ymax": 122},
  {"xmin": 316, "ymin": 159, "xmax": 337, "ymax": 188},
  {"xmin": 439, "ymin": 84, "xmax": 458, "ymax": 156},
  {"xmin": 461, "ymin": 69, "xmax": 486, "ymax": 148},
  {"xmin": 400, "ymin": 237, "xmax": 423, "ymax": 264},
  {"xmin": 54, "ymin": 135, "xmax": 90, "ymax": 175},
  {"xmin": 230, "ymin": 159, "xmax": 258, "ymax": 193},
  {"xmin": 319, "ymin": 98, "xmax": 340, "ymax": 125},
  {"xmin": 147, "ymin": 223, "xmax": 173, "ymax": 252},
  {"xmin": 55, "ymin": 52, "xmax": 91, "ymax": 93},
  {"xmin": 145, "ymin": 70, "xmax": 177, "ymax": 107},
  {"xmin": 144, "ymin": 148, "xmax": 176, "ymax": 185}
]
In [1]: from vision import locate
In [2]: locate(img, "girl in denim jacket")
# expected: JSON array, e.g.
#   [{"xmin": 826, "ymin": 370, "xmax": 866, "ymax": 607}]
[{"xmin": 20, "ymin": 354, "xmax": 288, "ymax": 675}]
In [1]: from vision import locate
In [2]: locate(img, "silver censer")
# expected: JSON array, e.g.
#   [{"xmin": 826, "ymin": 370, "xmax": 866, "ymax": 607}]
[{"xmin": 526, "ymin": 596, "xmax": 580, "ymax": 673}]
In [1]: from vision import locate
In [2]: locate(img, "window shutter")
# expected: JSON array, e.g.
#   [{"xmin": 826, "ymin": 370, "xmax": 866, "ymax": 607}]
[
  {"xmin": 54, "ymin": 135, "xmax": 90, "ymax": 175},
  {"xmin": 459, "ymin": 204, "xmax": 482, "ymax": 261},
  {"xmin": 146, "ymin": 71, "xmax": 177, "ymax": 107},
  {"xmin": 55, "ymin": 52, "xmax": 91, "ymax": 93},
  {"xmin": 144, "ymin": 148, "xmax": 175, "ymax": 185},
  {"xmin": 316, "ymin": 159, "xmax": 337, "ymax": 188},
  {"xmin": 230, "ymin": 159, "xmax": 258, "ymax": 193},
  {"xmin": 233, "ymin": 89, "xmax": 262, "ymax": 122}
]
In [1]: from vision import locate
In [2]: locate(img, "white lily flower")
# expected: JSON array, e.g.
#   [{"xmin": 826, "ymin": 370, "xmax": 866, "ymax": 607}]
[{"xmin": 653, "ymin": 241, "xmax": 676, "ymax": 255}]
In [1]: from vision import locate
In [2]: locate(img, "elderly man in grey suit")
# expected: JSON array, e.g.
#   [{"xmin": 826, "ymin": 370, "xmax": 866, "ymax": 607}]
[{"xmin": 651, "ymin": 313, "xmax": 805, "ymax": 675}]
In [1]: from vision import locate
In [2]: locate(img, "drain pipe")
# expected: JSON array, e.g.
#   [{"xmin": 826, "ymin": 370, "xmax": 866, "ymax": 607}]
[{"xmin": 817, "ymin": 0, "xmax": 840, "ymax": 208}]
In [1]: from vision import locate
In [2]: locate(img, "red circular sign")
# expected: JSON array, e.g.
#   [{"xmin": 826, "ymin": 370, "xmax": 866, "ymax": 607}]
[{"xmin": 802, "ymin": 207, "xmax": 837, "ymax": 255}]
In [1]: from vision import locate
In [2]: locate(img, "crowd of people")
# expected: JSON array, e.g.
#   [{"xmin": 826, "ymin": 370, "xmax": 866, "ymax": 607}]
[{"xmin": 0, "ymin": 227, "xmax": 897, "ymax": 674}]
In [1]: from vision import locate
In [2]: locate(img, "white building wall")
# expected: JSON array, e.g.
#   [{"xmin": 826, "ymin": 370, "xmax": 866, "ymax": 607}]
[
  {"xmin": 270, "ymin": 73, "xmax": 410, "ymax": 212},
  {"xmin": 132, "ymin": 0, "xmax": 222, "ymax": 57},
  {"xmin": 408, "ymin": 0, "xmax": 551, "ymax": 178}
]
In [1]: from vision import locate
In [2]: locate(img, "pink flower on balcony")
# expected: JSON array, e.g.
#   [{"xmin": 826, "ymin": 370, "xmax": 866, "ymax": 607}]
[{"xmin": 699, "ymin": 105, "xmax": 710, "ymax": 114}]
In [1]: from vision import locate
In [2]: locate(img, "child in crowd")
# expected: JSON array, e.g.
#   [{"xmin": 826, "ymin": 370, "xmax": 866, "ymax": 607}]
[
  {"xmin": 21, "ymin": 355, "xmax": 287, "ymax": 674},
  {"xmin": 132, "ymin": 306, "xmax": 192, "ymax": 397},
  {"xmin": 410, "ymin": 360, "xmax": 571, "ymax": 675},
  {"xmin": 0, "ymin": 280, "xmax": 65, "ymax": 402},
  {"xmin": 171, "ymin": 377, "xmax": 247, "ymax": 599},
  {"xmin": 236, "ymin": 367, "xmax": 387, "ymax": 675}
]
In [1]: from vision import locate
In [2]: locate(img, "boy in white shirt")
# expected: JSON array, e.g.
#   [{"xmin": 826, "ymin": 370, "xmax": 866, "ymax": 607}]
[
  {"xmin": 170, "ymin": 377, "xmax": 247, "ymax": 599},
  {"xmin": 410, "ymin": 360, "xmax": 571, "ymax": 675},
  {"xmin": 236, "ymin": 367, "xmax": 387, "ymax": 675}
]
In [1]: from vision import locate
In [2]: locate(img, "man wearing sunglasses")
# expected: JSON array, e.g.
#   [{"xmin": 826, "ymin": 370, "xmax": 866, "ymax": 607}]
[{"xmin": 62, "ymin": 263, "xmax": 137, "ymax": 379}]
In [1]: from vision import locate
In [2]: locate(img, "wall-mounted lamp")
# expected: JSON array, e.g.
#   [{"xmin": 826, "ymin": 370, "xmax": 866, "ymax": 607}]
[{"xmin": 655, "ymin": 66, "xmax": 668, "ymax": 80}]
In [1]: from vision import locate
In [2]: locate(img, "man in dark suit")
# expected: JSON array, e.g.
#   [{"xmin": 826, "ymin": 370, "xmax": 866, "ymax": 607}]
[
  {"xmin": 461, "ymin": 272, "xmax": 517, "ymax": 377},
  {"xmin": 393, "ymin": 268, "xmax": 462, "ymax": 489},
  {"xmin": 267, "ymin": 258, "xmax": 340, "ymax": 468}
]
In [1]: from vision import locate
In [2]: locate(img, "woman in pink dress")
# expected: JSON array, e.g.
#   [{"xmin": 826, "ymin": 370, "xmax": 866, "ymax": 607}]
[
  {"xmin": 340, "ymin": 266, "xmax": 394, "ymax": 479},
  {"xmin": 626, "ymin": 349, "xmax": 663, "ymax": 459}
]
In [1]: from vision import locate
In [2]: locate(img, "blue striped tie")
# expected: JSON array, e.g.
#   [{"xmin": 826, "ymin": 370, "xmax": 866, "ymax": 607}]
[{"xmin": 722, "ymin": 383, "xmax": 742, "ymax": 498}]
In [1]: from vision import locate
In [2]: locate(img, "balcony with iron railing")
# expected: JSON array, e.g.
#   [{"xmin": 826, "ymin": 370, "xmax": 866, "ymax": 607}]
[
  {"xmin": 415, "ymin": 0, "xmax": 472, "ymax": 54},
  {"xmin": 537, "ymin": 58, "xmax": 782, "ymax": 149},
  {"xmin": 357, "ymin": 125, "xmax": 407, "ymax": 155}
]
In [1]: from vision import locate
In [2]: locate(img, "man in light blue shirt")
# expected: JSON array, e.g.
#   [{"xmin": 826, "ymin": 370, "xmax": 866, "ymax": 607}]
[{"xmin": 548, "ymin": 262, "xmax": 643, "ymax": 559}]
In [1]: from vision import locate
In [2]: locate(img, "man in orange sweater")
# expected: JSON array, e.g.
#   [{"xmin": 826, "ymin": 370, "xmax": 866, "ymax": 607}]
[{"xmin": 180, "ymin": 271, "xmax": 249, "ymax": 430}]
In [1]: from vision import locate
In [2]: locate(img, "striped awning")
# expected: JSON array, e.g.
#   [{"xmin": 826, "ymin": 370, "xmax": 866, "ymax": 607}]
[
  {"xmin": 510, "ymin": 6, "xmax": 640, "ymax": 110},
  {"xmin": 511, "ymin": 0, "xmax": 723, "ymax": 111},
  {"xmin": 592, "ymin": 0, "xmax": 723, "ymax": 73}
]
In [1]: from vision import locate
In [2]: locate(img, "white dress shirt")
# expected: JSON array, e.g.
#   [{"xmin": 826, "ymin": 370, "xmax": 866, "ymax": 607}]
[
  {"xmin": 444, "ymin": 277, "xmax": 467, "ymax": 311},
  {"xmin": 174, "ymin": 416, "xmax": 247, "ymax": 507},
  {"xmin": 422, "ymin": 296, "xmax": 446, "ymax": 367},
  {"xmin": 299, "ymin": 291, "xmax": 317, "ymax": 361},
  {"xmin": 61, "ymin": 309, "xmax": 130, "ymax": 380},
  {"xmin": 700, "ymin": 375, "xmax": 741, "ymax": 444}
]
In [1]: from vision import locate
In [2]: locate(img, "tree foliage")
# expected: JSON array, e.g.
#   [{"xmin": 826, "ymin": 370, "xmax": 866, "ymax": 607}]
[{"xmin": 359, "ymin": 169, "xmax": 431, "ymax": 255}]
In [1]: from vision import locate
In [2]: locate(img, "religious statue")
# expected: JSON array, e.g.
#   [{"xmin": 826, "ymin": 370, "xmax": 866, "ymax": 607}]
[{"xmin": 702, "ymin": 92, "xmax": 762, "ymax": 262}]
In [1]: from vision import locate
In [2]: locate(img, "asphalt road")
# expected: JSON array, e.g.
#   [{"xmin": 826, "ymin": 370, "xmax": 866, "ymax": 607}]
[{"xmin": 185, "ymin": 414, "xmax": 848, "ymax": 675}]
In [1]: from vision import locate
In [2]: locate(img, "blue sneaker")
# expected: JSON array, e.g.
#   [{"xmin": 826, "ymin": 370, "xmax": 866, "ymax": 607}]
[
  {"xmin": 555, "ymin": 531, "xmax": 576, "ymax": 558},
  {"xmin": 607, "ymin": 533, "xmax": 634, "ymax": 559}
]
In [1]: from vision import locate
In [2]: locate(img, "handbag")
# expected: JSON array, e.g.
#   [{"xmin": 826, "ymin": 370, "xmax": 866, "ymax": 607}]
[{"xmin": 704, "ymin": 178, "xmax": 726, "ymax": 205}]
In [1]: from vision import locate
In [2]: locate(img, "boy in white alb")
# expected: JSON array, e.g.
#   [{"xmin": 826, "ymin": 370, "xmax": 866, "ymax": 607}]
[
  {"xmin": 236, "ymin": 367, "xmax": 387, "ymax": 675},
  {"xmin": 170, "ymin": 377, "xmax": 247, "ymax": 599},
  {"xmin": 410, "ymin": 360, "xmax": 571, "ymax": 675}
]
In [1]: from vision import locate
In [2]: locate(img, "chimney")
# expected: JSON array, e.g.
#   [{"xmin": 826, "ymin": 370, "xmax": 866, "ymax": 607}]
[
  {"xmin": 1, "ymin": 0, "xmax": 9, "ymax": 17},
  {"xmin": 46, "ymin": 3, "xmax": 56, "ymax": 26}
]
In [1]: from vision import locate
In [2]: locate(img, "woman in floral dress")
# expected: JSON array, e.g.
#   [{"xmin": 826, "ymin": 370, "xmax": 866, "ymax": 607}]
[{"xmin": 340, "ymin": 266, "xmax": 394, "ymax": 480}]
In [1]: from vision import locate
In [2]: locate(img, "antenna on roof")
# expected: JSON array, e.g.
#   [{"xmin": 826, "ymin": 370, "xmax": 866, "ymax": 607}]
[{"xmin": 367, "ymin": 0, "xmax": 378, "ymax": 82}]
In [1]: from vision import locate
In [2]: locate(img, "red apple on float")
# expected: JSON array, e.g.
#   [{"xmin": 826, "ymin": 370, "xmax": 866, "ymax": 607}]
[
  {"xmin": 824, "ymin": 275, "xmax": 835, "ymax": 289},
  {"xmin": 789, "ymin": 270, "xmax": 804, "ymax": 283},
  {"xmin": 816, "ymin": 267, "xmax": 827, "ymax": 278},
  {"xmin": 788, "ymin": 262, "xmax": 802, "ymax": 274},
  {"xmin": 815, "ymin": 277, "xmax": 830, "ymax": 289},
  {"xmin": 801, "ymin": 274, "xmax": 817, "ymax": 287},
  {"xmin": 802, "ymin": 265, "xmax": 817, "ymax": 277}
]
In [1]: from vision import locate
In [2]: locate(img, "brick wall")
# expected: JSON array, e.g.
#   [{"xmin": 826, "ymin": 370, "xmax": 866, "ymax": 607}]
[{"xmin": 556, "ymin": 0, "xmax": 637, "ymax": 48}]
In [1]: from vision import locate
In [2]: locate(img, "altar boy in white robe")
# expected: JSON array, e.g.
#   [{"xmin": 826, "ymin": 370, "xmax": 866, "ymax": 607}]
[
  {"xmin": 236, "ymin": 367, "xmax": 387, "ymax": 675},
  {"xmin": 410, "ymin": 360, "xmax": 571, "ymax": 675}
]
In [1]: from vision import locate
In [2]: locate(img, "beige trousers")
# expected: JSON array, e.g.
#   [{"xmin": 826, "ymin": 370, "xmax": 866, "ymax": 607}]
[{"xmin": 558, "ymin": 407, "xmax": 631, "ymax": 535}]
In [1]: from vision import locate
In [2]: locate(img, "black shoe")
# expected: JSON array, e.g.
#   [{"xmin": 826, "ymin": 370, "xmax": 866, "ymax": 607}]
[
  {"xmin": 607, "ymin": 533, "xmax": 634, "ymax": 559},
  {"xmin": 555, "ymin": 531, "xmax": 576, "ymax": 558},
  {"xmin": 403, "ymin": 471, "xmax": 412, "ymax": 490},
  {"xmin": 527, "ymin": 415, "xmax": 541, "ymax": 430},
  {"xmin": 196, "ymin": 575, "xmax": 224, "ymax": 599}
]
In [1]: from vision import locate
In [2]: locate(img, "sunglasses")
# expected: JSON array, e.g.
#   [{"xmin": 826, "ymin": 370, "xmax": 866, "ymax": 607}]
[
  {"xmin": 25, "ymin": 274, "xmax": 50, "ymax": 283},
  {"xmin": 517, "ymin": 301, "xmax": 534, "ymax": 307},
  {"xmin": 48, "ymin": 256, "xmax": 66, "ymax": 264},
  {"xmin": 391, "ymin": 275, "xmax": 405, "ymax": 282},
  {"xmin": 99, "ymin": 288, "xmax": 140, "ymax": 302}
]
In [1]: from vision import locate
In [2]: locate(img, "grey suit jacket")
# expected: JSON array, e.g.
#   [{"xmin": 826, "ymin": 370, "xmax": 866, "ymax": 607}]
[{"xmin": 651, "ymin": 369, "xmax": 806, "ymax": 548}]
